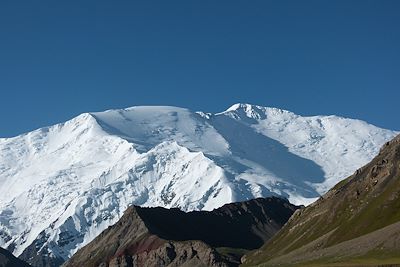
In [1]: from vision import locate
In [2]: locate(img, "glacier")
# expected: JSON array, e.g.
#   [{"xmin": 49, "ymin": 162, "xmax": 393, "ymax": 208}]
[{"xmin": 0, "ymin": 103, "xmax": 397, "ymax": 264}]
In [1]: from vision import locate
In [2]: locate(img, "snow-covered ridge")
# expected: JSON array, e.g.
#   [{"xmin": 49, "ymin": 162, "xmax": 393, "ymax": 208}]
[{"xmin": 0, "ymin": 103, "xmax": 397, "ymax": 263}]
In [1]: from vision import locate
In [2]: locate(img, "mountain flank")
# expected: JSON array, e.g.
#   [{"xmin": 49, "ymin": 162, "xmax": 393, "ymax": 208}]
[
  {"xmin": 63, "ymin": 197, "xmax": 299, "ymax": 267},
  {"xmin": 243, "ymin": 134, "xmax": 400, "ymax": 267}
]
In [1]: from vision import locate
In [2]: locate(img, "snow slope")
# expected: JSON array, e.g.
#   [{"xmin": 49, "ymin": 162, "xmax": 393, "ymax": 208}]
[{"xmin": 0, "ymin": 104, "xmax": 397, "ymax": 264}]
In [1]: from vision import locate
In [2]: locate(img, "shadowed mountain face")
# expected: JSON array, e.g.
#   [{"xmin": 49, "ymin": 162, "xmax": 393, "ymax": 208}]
[
  {"xmin": 211, "ymin": 115, "xmax": 325, "ymax": 195},
  {"xmin": 63, "ymin": 197, "xmax": 299, "ymax": 267},
  {"xmin": 243, "ymin": 134, "xmax": 400, "ymax": 267},
  {"xmin": 0, "ymin": 247, "xmax": 30, "ymax": 267},
  {"xmin": 136, "ymin": 197, "xmax": 299, "ymax": 250}
]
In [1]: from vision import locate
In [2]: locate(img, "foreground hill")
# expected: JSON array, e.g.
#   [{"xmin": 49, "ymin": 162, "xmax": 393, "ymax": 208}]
[
  {"xmin": 0, "ymin": 104, "xmax": 396, "ymax": 265},
  {"xmin": 63, "ymin": 197, "xmax": 298, "ymax": 267},
  {"xmin": 243, "ymin": 134, "xmax": 400, "ymax": 266},
  {"xmin": 0, "ymin": 247, "xmax": 30, "ymax": 267}
]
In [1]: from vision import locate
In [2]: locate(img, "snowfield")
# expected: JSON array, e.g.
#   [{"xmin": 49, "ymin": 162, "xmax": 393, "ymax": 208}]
[{"xmin": 0, "ymin": 103, "xmax": 397, "ymax": 262}]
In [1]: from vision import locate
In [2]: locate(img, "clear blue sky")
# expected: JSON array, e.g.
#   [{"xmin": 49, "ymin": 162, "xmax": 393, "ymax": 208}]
[{"xmin": 0, "ymin": 1, "xmax": 399, "ymax": 137}]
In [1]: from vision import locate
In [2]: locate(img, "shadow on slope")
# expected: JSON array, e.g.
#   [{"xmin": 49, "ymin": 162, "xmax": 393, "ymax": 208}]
[
  {"xmin": 136, "ymin": 197, "xmax": 297, "ymax": 250},
  {"xmin": 0, "ymin": 247, "xmax": 31, "ymax": 267},
  {"xmin": 63, "ymin": 197, "xmax": 299, "ymax": 267},
  {"xmin": 211, "ymin": 115, "xmax": 325, "ymax": 198}
]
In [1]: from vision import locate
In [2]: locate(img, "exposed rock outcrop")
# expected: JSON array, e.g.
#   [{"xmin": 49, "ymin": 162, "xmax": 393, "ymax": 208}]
[{"xmin": 63, "ymin": 197, "xmax": 299, "ymax": 267}]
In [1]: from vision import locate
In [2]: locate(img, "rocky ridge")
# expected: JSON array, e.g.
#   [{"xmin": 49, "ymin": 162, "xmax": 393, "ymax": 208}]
[{"xmin": 63, "ymin": 197, "xmax": 298, "ymax": 267}]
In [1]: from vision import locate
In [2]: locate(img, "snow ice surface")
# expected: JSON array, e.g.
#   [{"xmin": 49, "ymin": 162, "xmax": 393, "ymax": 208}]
[{"xmin": 0, "ymin": 104, "xmax": 397, "ymax": 261}]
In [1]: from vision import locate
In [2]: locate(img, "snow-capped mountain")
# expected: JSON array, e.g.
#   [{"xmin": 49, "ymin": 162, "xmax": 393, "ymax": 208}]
[{"xmin": 0, "ymin": 104, "xmax": 397, "ymax": 265}]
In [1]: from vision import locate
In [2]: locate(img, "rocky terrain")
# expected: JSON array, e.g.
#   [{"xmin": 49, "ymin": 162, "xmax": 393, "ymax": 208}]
[
  {"xmin": 243, "ymin": 134, "xmax": 400, "ymax": 266},
  {"xmin": 0, "ymin": 247, "xmax": 30, "ymax": 267},
  {"xmin": 63, "ymin": 197, "xmax": 298, "ymax": 267}
]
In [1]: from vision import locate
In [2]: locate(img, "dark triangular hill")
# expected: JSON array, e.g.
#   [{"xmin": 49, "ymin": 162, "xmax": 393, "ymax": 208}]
[
  {"xmin": 243, "ymin": 134, "xmax": 400, "ymax": 266},
  {"xmin": 63, "ymin": 197, "xmax": 299, "ymax": 267},
  {"xmin": 0, "ymin": 247, "xmax": 31, "ymax": 267}
]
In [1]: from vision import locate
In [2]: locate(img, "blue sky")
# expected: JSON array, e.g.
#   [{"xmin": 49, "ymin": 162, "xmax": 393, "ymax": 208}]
[{"xmin": 0, "ymin": 0, "xmax": 399, "ymax": 137}]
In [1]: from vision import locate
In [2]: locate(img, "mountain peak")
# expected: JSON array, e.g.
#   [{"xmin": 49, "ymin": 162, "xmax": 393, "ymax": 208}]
[
  {"xmin": 222, "ymin": 103, "xmax": 295, "ymax": 121},
  {"xmin": 0, "ymin": 104, "xmax": 397, "ymax": 266}
]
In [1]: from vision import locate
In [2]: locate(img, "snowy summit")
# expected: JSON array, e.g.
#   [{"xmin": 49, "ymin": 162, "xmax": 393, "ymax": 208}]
[{"xmin": 0, "ymin": 103, "xmax": 397, "ymax": 263}]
